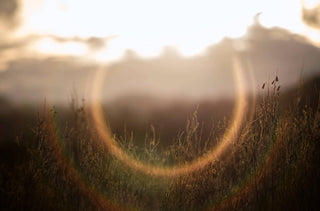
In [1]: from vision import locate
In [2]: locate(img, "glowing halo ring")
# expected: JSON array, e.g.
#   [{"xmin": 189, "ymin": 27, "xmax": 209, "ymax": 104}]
[{"xmin": 89, "ymin": 55, "xmax": 248, "ymax": 177}]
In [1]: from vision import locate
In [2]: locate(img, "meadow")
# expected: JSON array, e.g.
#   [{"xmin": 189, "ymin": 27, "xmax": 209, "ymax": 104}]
[{"xmin": 0, "ymin": 76, "xmax": 319, "ymax": 210}]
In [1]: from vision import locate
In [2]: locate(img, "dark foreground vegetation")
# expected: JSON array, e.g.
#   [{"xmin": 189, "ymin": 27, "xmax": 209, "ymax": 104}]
[{"xmin": 0, "ymin": 77, "xmax": 320, "ymax": 210}]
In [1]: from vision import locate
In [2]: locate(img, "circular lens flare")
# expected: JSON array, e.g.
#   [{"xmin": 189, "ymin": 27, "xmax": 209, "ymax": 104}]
[{"xmin": 89, "ymin": 55, "xmax": 248, "ymax": 177}]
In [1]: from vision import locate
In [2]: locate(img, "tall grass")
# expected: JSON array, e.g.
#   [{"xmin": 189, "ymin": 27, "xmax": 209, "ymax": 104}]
[{"xmin": 0, "ymin": 77, "xmax": 319, "ymax": 210}]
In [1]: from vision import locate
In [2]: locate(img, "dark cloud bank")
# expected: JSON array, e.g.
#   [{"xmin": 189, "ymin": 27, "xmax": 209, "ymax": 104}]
[{"xmin": 0, "ymin": 21, "xmax": 320, "ymax": 105}]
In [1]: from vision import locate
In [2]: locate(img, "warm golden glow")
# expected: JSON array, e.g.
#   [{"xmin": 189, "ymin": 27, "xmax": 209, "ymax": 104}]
[{"xmin": 15, "ymin": 0, "xmax": 320, "ymax": 61}]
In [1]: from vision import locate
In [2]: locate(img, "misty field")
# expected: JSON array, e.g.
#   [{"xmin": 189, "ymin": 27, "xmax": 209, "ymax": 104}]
[{"xmin": 0, "ymin": 77, "xmax": 320, "ymax": 210}]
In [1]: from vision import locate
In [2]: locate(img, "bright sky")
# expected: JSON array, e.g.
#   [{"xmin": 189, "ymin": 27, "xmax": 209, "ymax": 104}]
[{"xmin": 16, "ymin": 0, "xmax": 320, "ymax": 61}]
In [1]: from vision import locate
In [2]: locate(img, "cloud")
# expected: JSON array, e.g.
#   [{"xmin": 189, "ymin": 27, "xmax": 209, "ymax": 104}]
[
  {"xmin": 2, "ymin": 24, "xmax": 320, "ymax": 104},
  {"xmin": 0, "ymin": 35, "xmax": 37, "ymax": 50},
  {"xmin": 0, "ymin": 0, "xmax": 19, "ymax": 18},
  {"xmin": 46, "ymin": 35, "xmax": 117, "ymax": 51},
  {"xmin": 302, "ymin": 4, "xmax": 320, "ymax": 29},
  {"xmin": 0, "ymin": 0, "xmax": 21, "ymax": 29},
  {"xmin": 0, "ymin": 34, "xmax": 117, "ymax": 70},
  {"xmin": 0, "ymin": 34, "xmax": 117, "ymax": 51},
  {"xmin": 1, "ymin": 17, "xmax": 320, "ymax": 104}
]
